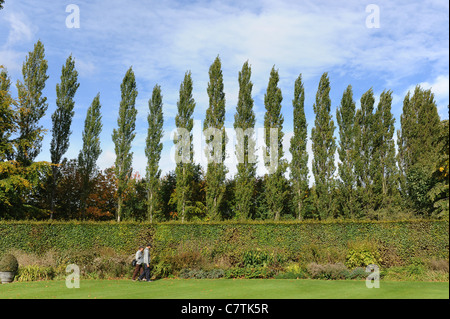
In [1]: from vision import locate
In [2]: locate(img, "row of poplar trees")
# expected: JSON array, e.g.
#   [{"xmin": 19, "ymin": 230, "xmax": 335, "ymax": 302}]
[{"xmin": 1, "ymin": 40, "xmax": 448, "ymax": 221}]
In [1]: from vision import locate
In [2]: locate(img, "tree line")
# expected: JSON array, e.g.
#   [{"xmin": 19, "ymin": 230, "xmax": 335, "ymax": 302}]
[{"xmin": 0, "ymin": 40, "xmax": 448, "ymax": 221}]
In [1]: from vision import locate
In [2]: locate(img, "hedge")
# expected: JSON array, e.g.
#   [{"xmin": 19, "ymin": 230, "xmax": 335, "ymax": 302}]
[{"xmin": 0, "ymin": 220, "xmax": 448, "ymax": 266}]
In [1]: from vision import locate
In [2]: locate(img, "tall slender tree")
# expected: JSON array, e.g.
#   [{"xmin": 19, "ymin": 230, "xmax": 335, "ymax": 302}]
[
  {"xmin": 311, "ymin": 72, "xmax": 336, "ymax": 219},
  {"xmin": 145, "ymin": 84, "xmax": 164, "ymax": 222},
  {"xmin": 0, "ymin": 68, "xmax": 16, "ymax": 161},
  {"xmin": 15, "ymin": 40, "xmax": 49, "ymax": 166},
  {"xmin": 290, "ymin": 73, "xmax": 308, "ymax": 220},
  {"xmin": 336, "ymin": 85, "xmax": 356, "ymax": 218},
  {"xmin": 78, "ymin": 93, "xmax": 102, "ymax": 219},
  {"xmin": 397, "ymin": 86, "xmax": 441, "ymax": 214},
  {"xmin": 112, "ymin": 67, "xmax": 138, "ymax": 222},
  {"xmin": 204, "ymin": 56, "xmax": 227, "ymax": 221},
  {"xmin": 234, "ymin": 61, "xmax": 256, "ymax": 220},
  {"xmin": 174, "ymin": 71, "xmax": 196, "ymax": 223},
  {"xmin": 354, "ymin": 88, "xmax": 376, "ymax": 213},
  {"xmin": 49, "ymin": 55, "xmax": 79, "ymax": 219},
  {"xmin": 372, "ymin": 89, "xmax": 399, "ymax": 210},
  {"xmin": 263, "ymin": 66, "xmax": 287, "ymax": 221}
]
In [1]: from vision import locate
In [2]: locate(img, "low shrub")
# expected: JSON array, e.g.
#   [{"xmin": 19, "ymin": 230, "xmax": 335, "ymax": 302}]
[
  {"xmin": 349, "ymin": 267, "xmax": 367, "ymax": 280},
  {"xmin": 241, "ymin": 250, "xmax": 272, "ymax": 267},
  {"xmin": 274, "ymin": 271, "xmax": 307, "ymax": 279},
  {"xmin": 16, "ymin": 265, "xmax": 56, "ymax": 282},
  {"xmin": 171, "ymin": 250, "xmax": 207, "ymax": 271},
  {"xmin": 427, "ymin": 258, "xmax": 449, "ymax": 272},
  {"xmin": 307, "ymin": 262, "xmax": 350, "ymax": 280},
  {"xmin": 225, "ymin": 266, "xmax": 274, "ymax": 279},
  {"xmin": 151, "ymin": 260, "xmax": 173, "ymax": 279},
  {"xmin": 179, "ymin": 268, "xmax": 225, "ymax": 279}
]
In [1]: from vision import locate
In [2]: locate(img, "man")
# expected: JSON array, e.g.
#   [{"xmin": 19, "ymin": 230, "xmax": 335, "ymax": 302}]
[
  {"xmin": 139, "ymin": 243, "xmax": 152, "ymax": 282},
  {"xmin": 132, "ymin": 246, "xmax": 144, "ymax": 281}
]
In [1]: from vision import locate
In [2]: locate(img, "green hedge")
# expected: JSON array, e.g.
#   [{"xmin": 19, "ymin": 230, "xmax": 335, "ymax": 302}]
[{"xmin": 0, "ymin": 220, "xmax": 448, "ymax": 266}]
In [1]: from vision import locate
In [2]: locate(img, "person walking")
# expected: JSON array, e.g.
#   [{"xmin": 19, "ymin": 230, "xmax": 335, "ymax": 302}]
[
  {"xmin": 139, "ymin": 243, "xmax": 152, "ymax": 282},
  {"xmin": 132, "ymin": 246, "xmax": 144, "ymax": 281}
]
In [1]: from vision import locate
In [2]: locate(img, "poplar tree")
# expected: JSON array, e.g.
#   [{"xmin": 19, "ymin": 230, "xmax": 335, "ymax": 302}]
[
  {"xmin": 289, "ymin": 73, "xmax": 308, "ymax": 220},
  {"xmin": 145, "ymin": 84, "xmax": 164, "ymax": 222},
  {"xmin": 336, "ymin": 85, "xmax": 356, "ymax": 218},
  {"xmin": 354, "ymin": 88, "xmax": 375, "ymax": 212},
  {"xmin": 311, "ymin": 72, "xmax": 336, "ymax": 219},
  {"xmin": 204, "ymin": 56, "xmax": 227, "ymax": 221},
  {"xmin": 78, "ymin": 93, "xmax": 102, "ymax": 218},
  {"xmin": 263, "ymin": 66, "xmax": 287, "ymax": 221},
  {"xmin": 0, "ymin": 68, "xmax": 15, "ymax": 161},
  {"xmin": 49, "ymin": 55, "xmax": 79, "ymax": 219},
  {"xmin": 174, "ymin": 71, "xmax": 196, "ymax": 222},
  {"xmin": 112, "ymin": 67, "xmax": 138, "ymax": 222},
  {"xmin": 372, "ymin": 90, "xmax": 398, "ymax": 209},
  {"xmin": 234, "ymin": 61, "xmax": 256, "ymax": 220},
  {"xmin": 15, "ymin": 40, "xmax": 49, "ymax": 166},
  {"xmin": 397, "ymin": 86, "xmax": 441, "ymax": 214}
]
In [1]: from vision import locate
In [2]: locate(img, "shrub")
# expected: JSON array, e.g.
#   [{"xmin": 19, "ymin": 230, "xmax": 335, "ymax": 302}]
[
  {"xmin": 16, "ymin": 265, "xmax": 55, "ymax": 281},
  {"xmin": 225, "ymin": 266, "xmax": 274, "ymax": 279},
  {"xmin": 0, "ymin": 254, "xmax": 18, "ymax": 272},
  {"xmin": 307, "ymin": 262, "xmax": 350, "ymax": 280},
  {"xmin": 427, "ymin": 258, "xmax": 449, "ymax": 272},
  {"xmin": 349, "ymin": 267, "xmax": 367, "ymax": 280},
  {"xmin": 274, "ymin": 271, "xmax": 307, "ymax": 279},
  {"xmin": 171, "ymin": 250, "xmax": 206, "ymax": 271},
  {"xmin": 241, "ymin": 250, "xmax": 272, "ymax": 267},
  {"xmin": 152, "ymin": 260, "xmax": 173, "ymax": 279},
  {"xmin": 179, "ymin": 268, "xmax": 225, "ymax": 279},
  {"xmin": 345, "ymin": 241, "xmax": 382, "ymax": 269}
]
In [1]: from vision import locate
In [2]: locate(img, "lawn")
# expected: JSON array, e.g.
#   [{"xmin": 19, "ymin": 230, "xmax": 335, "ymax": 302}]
[{"xmin": 0, "ymin": 279, "xmax": 448, "ymax": 299}]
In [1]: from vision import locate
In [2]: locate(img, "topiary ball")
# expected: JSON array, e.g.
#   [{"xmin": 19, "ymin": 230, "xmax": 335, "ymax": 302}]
[{"xmin": 0, "ymin": 254, "xmax": 19, "ymax": 273}]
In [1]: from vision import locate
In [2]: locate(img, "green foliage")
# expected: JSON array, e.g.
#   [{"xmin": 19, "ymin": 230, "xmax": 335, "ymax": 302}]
[
  {"xmin": 263, "ymin": 66, "xmax": 287, "ymax": 221},
  {"xmin": 16, "ymin": 265, "xmax": 55, "ymax": 281},
  {"xmin": 241, "ymin": 250, "xmax": 273, "ymax": 267},
  {"xmin": 336, "ymin": 85, "xmax": 356, "ymax": 218},
  {"xmin": 112, "ymin": 67, "xmax": 138, "ymax": 222},
  {"xmin": 174, "ymin": 71, "xmax": 196, "ymax": 222},
  {"xmin": 290, "ymin": 74, "xmax": 309, "ymax": 220},
  {"xmin": 0, "ymin": 67, "xmax": 16, "ymax": 161},
  {"xmin": 15, "ymin": 40, "xmax": 49, "ymax": 166},
  {"xmin": 204, "ymin": 56, "xmax": 227, "ymax": 221},
  {"xmin": 146, "ymin": 84, "xmax": 164, "ymax": 222},
  {"xmin": 345, "ymin": 241, "xmax": 382, "ymax": 268},
  {"xmin": 78, "ymin": 94, "xmax": 103, "ymax": 219},
  {"xmin": 311, "ymin": 72, "xmax": 336, "ymax": 219},
  {"xmin": 0, "ymin": 160, "xmax": 52, "ymax": 219},
  {"xmin": 234, "ymin": 61, "xmax": 256, "ymax": 220},
  {"xmin": 0, "ymin": 253, "xmax": 18, "ymax": 272},
  {"xmin": 225, "ymin": 266, "xmax": 274, "ymax": 279}
]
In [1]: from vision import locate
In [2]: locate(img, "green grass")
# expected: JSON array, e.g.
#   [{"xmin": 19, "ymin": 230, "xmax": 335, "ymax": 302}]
[{"xmin": 0, "ymin": 279, "xmax": 448, "ymax": 299}]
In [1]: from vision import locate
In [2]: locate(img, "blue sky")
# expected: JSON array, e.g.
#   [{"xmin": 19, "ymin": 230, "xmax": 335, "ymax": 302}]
[{"xmin": 0, "ymin": 0, "xmax": 448, "ymax": 181}]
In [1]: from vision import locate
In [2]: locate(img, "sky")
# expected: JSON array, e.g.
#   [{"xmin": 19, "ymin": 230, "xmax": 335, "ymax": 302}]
[{"xmin": 0, "ymin": 0, "xmax": 448, "ymax": 183}]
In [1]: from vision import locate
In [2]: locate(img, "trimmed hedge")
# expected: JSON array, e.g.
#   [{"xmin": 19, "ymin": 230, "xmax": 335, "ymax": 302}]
[{"xmin": 0, "ymin": 220, "xmax": 448, "ymax": 267}]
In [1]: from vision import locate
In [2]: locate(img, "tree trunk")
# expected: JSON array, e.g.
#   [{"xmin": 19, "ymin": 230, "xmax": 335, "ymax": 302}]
[{"xmin": 117, "ymin": 196, "xmax": 122, "ymax": 222}]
